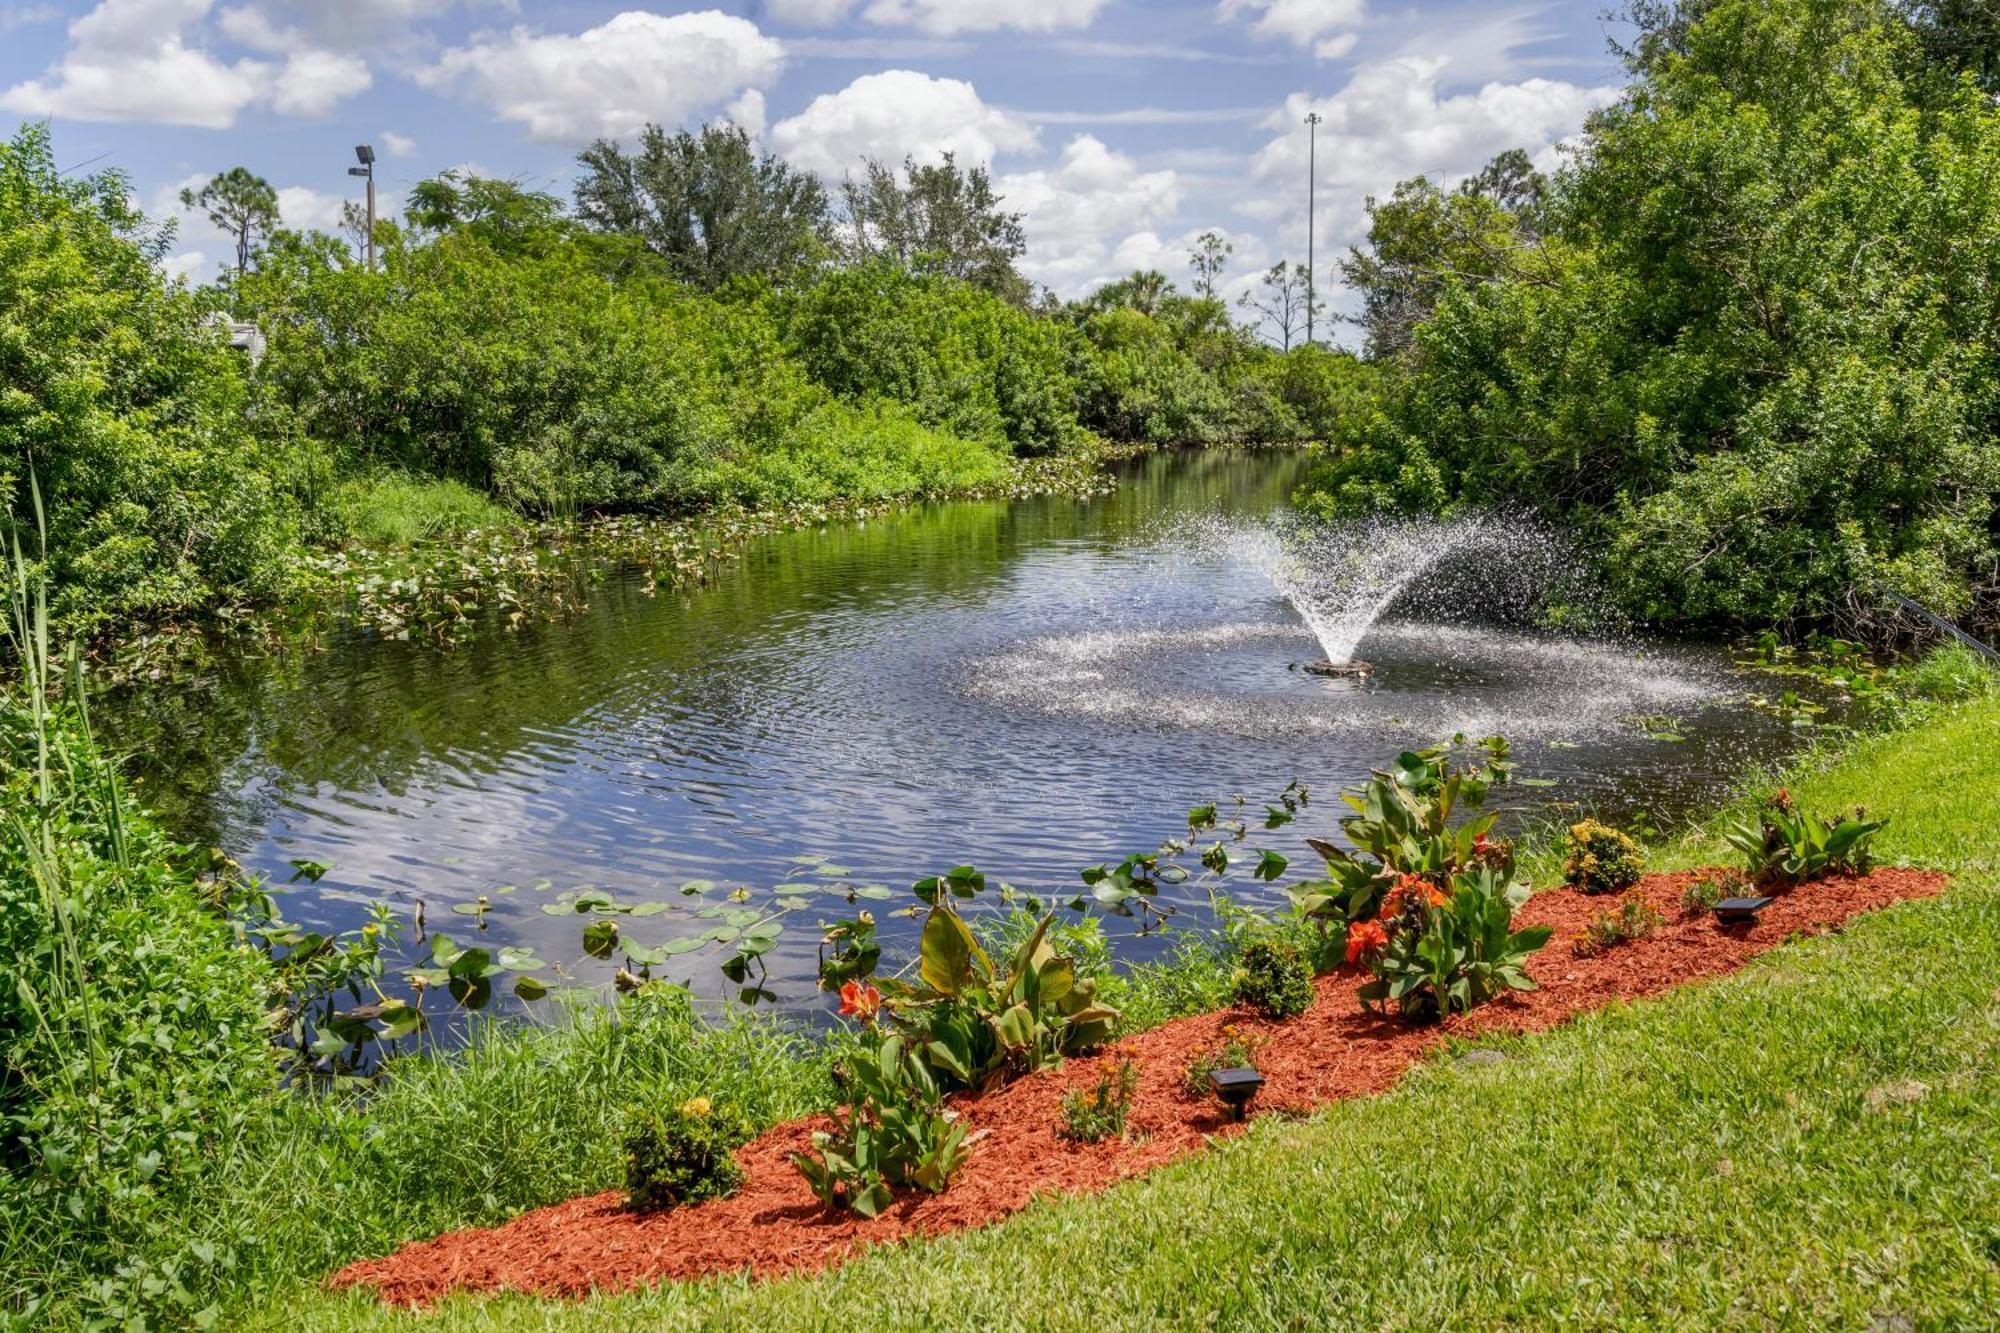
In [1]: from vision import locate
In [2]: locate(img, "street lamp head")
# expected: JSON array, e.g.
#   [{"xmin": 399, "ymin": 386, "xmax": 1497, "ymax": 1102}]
[
  {"xmin": 347, "ymin": 167, "xmax": 370, "ymax": 177},
  {"xmin": 1304, "ymin": 111, "xmax": 1324, "ymax": 127},
  {"xmin": 354, "ymin": 144, "xmax": 375, "ymax": 166}
]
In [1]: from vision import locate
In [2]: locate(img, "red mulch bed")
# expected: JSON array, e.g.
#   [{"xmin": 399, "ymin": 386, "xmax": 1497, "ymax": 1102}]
[{"xmin": 333, "ymin": 867, "xmax": 1945, "ymax": 1307}]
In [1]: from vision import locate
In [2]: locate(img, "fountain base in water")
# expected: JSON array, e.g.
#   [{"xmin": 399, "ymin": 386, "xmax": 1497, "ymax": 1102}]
[{"xmin": 1300, "ymin": 659, "xmax": 1373, "ymax": 678}]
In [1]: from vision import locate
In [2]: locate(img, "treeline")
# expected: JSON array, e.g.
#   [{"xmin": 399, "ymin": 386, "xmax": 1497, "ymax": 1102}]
[
  {"xmin": 1311, "ymin": 0, "xmax": 2000, "ymax": 633},
  {"xmin": 1, "ymin": 122, "xmax": 1368, "ymax": 641}
]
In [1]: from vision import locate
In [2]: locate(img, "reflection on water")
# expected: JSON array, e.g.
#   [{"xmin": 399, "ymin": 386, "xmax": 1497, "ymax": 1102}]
[{"xmin": 100, "ymin": 450, "xmax": 1802, "ymax": 1013}]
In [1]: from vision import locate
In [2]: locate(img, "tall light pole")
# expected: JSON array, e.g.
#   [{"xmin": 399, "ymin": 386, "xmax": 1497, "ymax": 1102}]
[
  {"xmin": 348, "ymin": 144, "xmax": 376, "ymax": 270},
  {"xmin": 1304, "ymin": 111, "xmax": 1322, "ymax": 346}
]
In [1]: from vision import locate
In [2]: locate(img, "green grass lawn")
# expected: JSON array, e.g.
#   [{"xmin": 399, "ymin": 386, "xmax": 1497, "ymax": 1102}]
[{"xmin": 268, "ymin": 700, "xmax": 2000, "ymax": 1331}]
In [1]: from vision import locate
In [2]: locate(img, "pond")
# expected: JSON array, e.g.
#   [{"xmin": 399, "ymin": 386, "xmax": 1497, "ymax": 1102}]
[{"xmin": 101, "ymin": 449, "xmax": 1812, "ymax": 1017}]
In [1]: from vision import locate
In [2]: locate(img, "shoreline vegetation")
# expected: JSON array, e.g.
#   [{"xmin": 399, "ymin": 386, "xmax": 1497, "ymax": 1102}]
[{"xmin": 3, "ymin": 478, "xmax": 1994, "ymax": 1325}]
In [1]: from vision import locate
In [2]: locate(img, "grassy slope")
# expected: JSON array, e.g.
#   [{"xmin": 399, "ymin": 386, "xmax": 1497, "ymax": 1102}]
[{"xmin": 276, "ymin": 702, "xmax": 2000, "ymax": 1331}]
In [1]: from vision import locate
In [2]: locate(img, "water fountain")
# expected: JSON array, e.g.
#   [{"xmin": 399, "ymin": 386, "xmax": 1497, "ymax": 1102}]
[{"xmin": 1224, "ymin": 514, "xmax": 1522, "ymax": 676}]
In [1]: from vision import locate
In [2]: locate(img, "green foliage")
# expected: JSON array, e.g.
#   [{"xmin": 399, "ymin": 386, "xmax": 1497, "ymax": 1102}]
[
  {"xmin": 1894, "ymin": 642, "xmax": 1996, "ymax": 703},
  {"xmin": 837, "ymin": 153, "xmax": 1029, "ymax": 303},
  {"xmin": 1307, "ymin": 0, "xmax": 2000, "ymax": 631},
  {"xmin": 1230, "ymin": 939, "xmax": 1314, "ymax": 1020},
  {"xmin": 0, "ymin": 545, "xmax": 278, "ymax": 1328},
  {"xmin": 179, "ymin": 166, "xmax": 279, "ymax": 274},
  {"xmin": 1291, "ymin": 738, "xmax": 1514, "ymax": 926},
  {"xmin": 623, "ymin": 1097, "xmax": 754, "ymax": 1212},
  {"xmin": 1572, "ymin": 889, "xmax": 1667, "ymax": 957},
  {"xmin": 0, "ymin": 124, "xmax": 305, "ymax": 637},
  {"xmin": 1356, "ymin": 863, "xmax": 1553, "ymax": 1020},
  {"xmin": 574, "ymin": 123, "xmax": 830, "ymax": 290},
  {"xmin": 1562, "ymin": 819, "xmax": 1647, "ymax": 894},
  {"xmin": 1057, "ymin": 1057, "xmax": 1139, "ymax": 1144},
  {"xmin": 1723, "ymin": 790, "xmax": 1887, "ymax": 886},
  {"xmin": 1679, "ymin": 874, "xmax": 1730, "ymax": 915},
  {"xmin": 327, "ymin": 473, "xmax": 519, "ymax": 548},
  {"xmin": 1181, "ymin": 1027, "xmax": 1259, "ymax": 1100},
  {"xmin": 779, "ymin": 261, "xmax": 1085, "ymax": 456},
  {"xmin": 791, "ymin": 1031, "xmax": 969, "ymax": 1217}
]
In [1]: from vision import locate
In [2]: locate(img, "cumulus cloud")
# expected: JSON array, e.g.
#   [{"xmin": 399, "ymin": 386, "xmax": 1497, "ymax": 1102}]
[
  {"xmin": 220, "ymin": 0, "xmax": 452, "ymax": 53},
  {"xmin": 0, "ymin": 0, "xmax": 271, "ymax": 128},
  {"xmin": 998, "ymin": 135, "xmax": 1187, "ymax": 294},
  {"xmin": 1239, "ymin": 56, "xmax": 1616, "ymax": 315},
  {"xmin": 1219, "ymin": 0, "xmax": 1367, "ymax": 59},
  {"xmin": 420, "ymin": 10, "xmax": 785, "ymax": 142},
  {"xmin": 380, "ymin": 129, "xmax": 419, "ymax": 157},
  {"xmin": 861, "ymin": 0, "xmax": 1109, "ymax": 36},
  {"xmin": 769, "ymin": 69, "xmax": 1038, "ymax": 177},
  {"xmin": 269, "ymin": 48, "xmax": 370, "ymax": 117},
  {"xmin": 0, "ymin": 0, "xmax": 399, "ymax": 125}
]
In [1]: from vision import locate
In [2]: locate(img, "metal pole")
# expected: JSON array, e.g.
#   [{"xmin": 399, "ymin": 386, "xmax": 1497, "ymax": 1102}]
[
  {"xmin": 365, "ymin": 164, "xmax": 376, "ymax": 272},
  {"xmin": 1304, "ymin": 112, "xmax": 1322, "ymax": 346}
]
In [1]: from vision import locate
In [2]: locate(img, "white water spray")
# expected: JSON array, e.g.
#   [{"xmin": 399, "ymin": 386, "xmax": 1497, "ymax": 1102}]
[{"xmin": 1218, "ymin": 514, "xmax": 1521, "ymax": 664}]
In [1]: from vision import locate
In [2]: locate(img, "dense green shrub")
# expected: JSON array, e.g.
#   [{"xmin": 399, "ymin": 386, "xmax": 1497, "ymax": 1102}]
[
  {"xmin": 0, "ymin": 658, "xmax": 277, "ymax": 1324},
  {"xmin": 1305, "ymin": 0, "xmax": 2000, "ymax": 630},
  {"xmin": 1231, "ymin": 939, "xmax": 1314, "ymax": 1019},
  {"xmin": 623, "ymin": 1098, "xmax": 754, "ymax": 1212},
  {"xmin": 1563, "ymin": 819, "xmax": 1647, "ymax": 895},
  {"xmin": 778, "ymin": 261, "xmax": 1085, "ymax": 456},
  {"xmin": 0, "ymin": 124, "xmax": 306, "ymax": 636},
  {"xmin": 1724, "ymin": 789, "xmax": 1887, "ymax": 886}
]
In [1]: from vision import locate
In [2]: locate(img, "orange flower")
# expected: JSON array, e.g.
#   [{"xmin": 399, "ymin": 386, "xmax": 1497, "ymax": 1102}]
[
  {"xmin": 1346, "ymin": 918, "xmax": 1389, "ymax": 964},
  {"xmin": 1383, "ymin": 873, "xmax": 1449, "ymax": 918},
  {"xmin": 838, "ymin": 979, "xmax": 882, "ymax": 1022}
]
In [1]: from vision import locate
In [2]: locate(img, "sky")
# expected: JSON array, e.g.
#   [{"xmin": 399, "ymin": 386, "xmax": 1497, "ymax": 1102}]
[{"xmin": 0, "ymin": 1, "xmax": 1630, "ymax": 332}]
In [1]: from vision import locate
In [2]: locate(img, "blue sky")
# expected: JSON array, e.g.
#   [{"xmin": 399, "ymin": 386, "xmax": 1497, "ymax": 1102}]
[{"xmin": 0, "ymin": 1, "xmax": 1627, "ymax": 325}]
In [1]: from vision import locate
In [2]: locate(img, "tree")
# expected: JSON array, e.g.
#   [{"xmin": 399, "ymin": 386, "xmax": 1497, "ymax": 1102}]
[
  {"xmin": 1339, "ymin": 149, "xmax": 1547, "ymax": 360},
  {"xmin": 1239, "ymin": 261, "xmax": 1316, "ymax": 351},
  {"xmin": 838, "ymin": 154, "xmax": 1028, "ymax": 303},
  {"xmin": 573, "ymin": 123, "xmax": 829, "ymax": 289},
  {"xmin": 1088, "ymin": 270, "xmax": 1172, "ymax": 317},
  {"xmin": 1905, "ymin": 0, "xmax": 2000, "ymax": 90},
  {"xmin": 179, "ymin": 167, "xmax": 278, "ymax": 275},
  {"xmin": 1188, "ymin": 230, "xmax": 1234, "ymax": 299}
]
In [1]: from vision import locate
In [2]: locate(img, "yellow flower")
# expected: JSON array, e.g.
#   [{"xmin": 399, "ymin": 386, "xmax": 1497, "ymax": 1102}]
[{"xmin": 679, "ymin": 1097, "xmax": 712, "ymax": 1119}]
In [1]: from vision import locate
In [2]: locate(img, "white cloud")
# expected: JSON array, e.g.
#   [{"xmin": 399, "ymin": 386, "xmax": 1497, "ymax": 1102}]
[
  {"xmin": 161, "ymin": 250, "xmax": 209, "ymax": 283},
  {"xmin": 0, "ymin": 0, "xmax": 272, "ymax": 128},
  {"xmin": 1220, "ymin": 0, "xmax": 1367, "ymax": 59},
  {"xmin": 769, "ymin": 69, "xmax": 1038, "ymax": 178},
  {"xmin": 380, "ymin": 129, "xmax": 418, "ymax": 157},
  {"xmin": 420, "ymin": 10, "xmax": 784, "ymax": 142},
  {"xmin": 0, "ymin": 0, "xmax": 395, "ymax": 126},
  {"xmin": 860, "ymin": 0, "xmax": 1108, "ymax": 36},
  {"xmin": 768, "ymin": 0, "xmax": 854, "ymax": 23},
  {"xmin": 270, "ymin": 48, "xmax": 369, "ymax": 117},
  {"xmin": 1242, "ymin": 57, "xmax": 1616, "ymax": 307},
  {"xmin": 998, "ymin": 134, "xmax": 1185, "ymax": 294},
  {"xmin": 274, "ymin": 184, "xmax": 348, "ymax": 232}
]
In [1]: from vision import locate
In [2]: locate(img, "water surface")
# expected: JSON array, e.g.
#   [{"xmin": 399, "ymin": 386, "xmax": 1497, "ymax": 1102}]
[{"xmin": 103, "ymin": 450, "xmax": 1802, "ymax": 1011}]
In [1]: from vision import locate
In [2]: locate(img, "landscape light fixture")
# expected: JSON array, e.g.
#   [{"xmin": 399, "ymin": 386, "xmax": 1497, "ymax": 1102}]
[
  {"xmin": 348, "ymin": 144, "xmax": 377, "ymax": 271},
  {"xmin": 1208, "ymin": 1067, "xmax": 1265, "ymax": 1121},
  {"xmin": 1712, "ymin": 895, "xmax": 1774, "ymax": 925}
]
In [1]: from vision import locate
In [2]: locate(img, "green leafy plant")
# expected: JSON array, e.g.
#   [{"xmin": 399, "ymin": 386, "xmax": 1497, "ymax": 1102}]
[
  {"xmin": 1562, "ymin": 819, "xmax": 1646, "ymax": 895},
  {"xmin": 790, "ymin": 1031, "xmax": 970, "ymax": 1217},
  {"xmin": 1291, "ymin": 738, "xmax": 1513, "ymax": 927},
  {"xmin": 1058, "ymin": 1056, "xmax": 1140, "ymax": 1144},
  {"xmin": 623, "ymin": 1097, "xmax": 754, "ymax": 1212},
  {"xmin": 1182, "ymin": 1025, "xmax": 1261, "ymax": 1100},
  {"xmin": 1571, "ymin": 889, "xmax": 1666, "ymax": 958},
  {"xmin": 1354, "ymin": 864, "xmax": 1552, "ymax": 1021},
  {"xmin": 1231, "ymin": 939, "xmax": 1314, "ymax": 1019},
  {"xmin": 1679, "ymin": 873, "xmax": 1733, "ymax": 916},
  {"xmin": 1722, "ymin": 789, "xmax": 1887, "ymax": 886}
]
